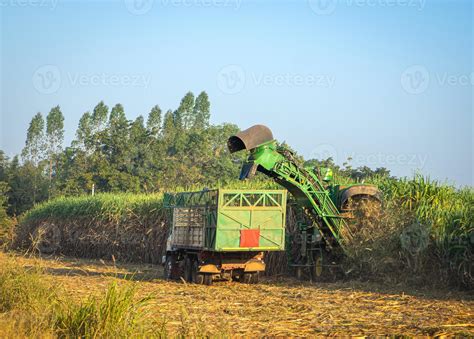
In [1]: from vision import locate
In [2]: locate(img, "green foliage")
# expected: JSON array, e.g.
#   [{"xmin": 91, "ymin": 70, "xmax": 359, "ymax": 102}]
[
  {"xmin": 21, "ymin": 112, "xmax": 45, "ymax": 165},
  {"xmin": 54, "ymin": 282, "xmax": 154, "ymax": 338},
  {"xmin": 21, "ymin": 193, "xmax": 165, "ymax": 225},
  {"xmin": 371, "ymin": 175, "xmax": 473, "ymax": 286},
  {"xmin": 0, "ymin": 256, "xmax": 163, "ymax": 338},
  {"xmin": 0, "ymin": 182, "xmax": 9, "ymax": 222},
  {"xmin": 2, "ymin": 90, "xmax": 472, "ymax": 287},
  {"xmin": 176, "ymin": 91, "xmax": 195, "ymax": 130},
  {"xmin": 46, "ymin": 105, "xmax": 65, "ymax": 156},
  {"xmin": 0, "ymin": 181, "xmax": 14, "ymax": 246},
  {"xmin": 74, "ymin": 111, "xmax": 93, "ymax": 151},
  {"xmin": 146, "ymin": 105, "xmax": 162, "ymax": 138},
  {"xmin": 0, "ymin": 260, "xmax": 56, "ymax": 313},
  {"xmin": 91, "ymin": 101, "xmax": 109, "ymax": 134},
  {"xmin": 193, "ymin": 91, "xmax": 210, "ymax": 130}
]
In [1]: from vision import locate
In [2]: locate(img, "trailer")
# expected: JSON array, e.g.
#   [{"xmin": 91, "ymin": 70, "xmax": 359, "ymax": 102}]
[{"xmin": 163, "ymin": 189, "xmax": 287, "ymax": 285}]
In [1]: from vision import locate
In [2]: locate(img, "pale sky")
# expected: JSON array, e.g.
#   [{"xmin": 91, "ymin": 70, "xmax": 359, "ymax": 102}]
[{"xmin": 1, "ymin": 0, "xmax": 472, "ymax": 186}]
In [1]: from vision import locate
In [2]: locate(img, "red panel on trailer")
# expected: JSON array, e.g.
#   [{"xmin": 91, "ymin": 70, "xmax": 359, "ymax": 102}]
[{"xmin": 240, "ymin": 229, "xmax": 260, "ymax": 248}]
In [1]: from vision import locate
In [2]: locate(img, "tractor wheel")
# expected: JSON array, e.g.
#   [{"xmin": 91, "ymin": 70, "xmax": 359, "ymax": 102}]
[
  {"xmin": 311, "ymin": 251, "xmax": 343, "ymax": 282},
  {"xmin": 251, "ymin": 272, "xmax": 260, "ymax": 284},
  {"xmin": 203, "ymin": 274, "xmax": 213, "ymax": 286},
  {"xmin": 192, "ymin": 260, "xmax": 204, "ymax": 284},
  {"xmin": 241, "ymin": 272, "xmax": 259, "ymax": 284},
  {"xmin": 311, "ymin": 253, "xmax": 324, "ymax": 282},
  {"xmin": 163, "ymin": 254, "xmax": 175, "ymax": 280},
  {"xmin": 241, "ymin": 273, "xmax": 251, "ymax": 284},
  {"xmin": 184, "ymin": 257, "xmax": 193, "ymax": 282}
]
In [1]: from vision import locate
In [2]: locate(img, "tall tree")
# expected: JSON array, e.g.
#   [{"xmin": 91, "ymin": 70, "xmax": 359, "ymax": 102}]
[
  {"xmin": 129, "ymin": 116, "xmax": 148, "ymax": 190},
  {"xmin": 162, "ymin": 110, "xmax": 176, "ymax": 144},
  {"xmin": 22, "ymin": 112, "xmax": 45, "ymax": 166},
  {"xmin": 91, "ymin": 101, "xmax": 109, "ymax": 135},
  {"xmin": 109, "ymin": 103, "xmax": 127, "ymax": 130},
  {"xmin": 46, "ymin": 105, "xmax": 65, "ymax": 181},
  {"xmin": 0, "ymin": 180, "xmax": 11, "ymax": 230},
  {"xmin": 108, "ymin": 104, "xmax": 128, "ymax": 149},
  {"xmin": 108, "ymin": 103, "xmax": 129, "ymax": 171},
  {"xmin": 146, "ymin": 105, "xmax": 162, "ymax": 138},
  {"xmin": 193, "ymin": 91, "xmax": 210, "ymax": 130},
  {"xmin": 175, "ymin": 92, "xmax": 195, "ymax": 130},
  {"xmin": 74, "ymin": 112, "xmax": 93, "ymax": 152},
  {"xmin": 7, "ymin": 155, "xmax": 48, "ymax": 214}
]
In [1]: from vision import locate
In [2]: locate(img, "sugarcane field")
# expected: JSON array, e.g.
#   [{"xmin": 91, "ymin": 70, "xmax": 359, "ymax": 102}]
[{"xmin": 1, "ymin": 1, "xmax": 473, "ymax": 337}]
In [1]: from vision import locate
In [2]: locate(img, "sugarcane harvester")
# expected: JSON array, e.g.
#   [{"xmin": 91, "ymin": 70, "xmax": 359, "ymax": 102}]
[{"xmin": 228, "ymin": 125, "xmax": 382, "ymax": 279}]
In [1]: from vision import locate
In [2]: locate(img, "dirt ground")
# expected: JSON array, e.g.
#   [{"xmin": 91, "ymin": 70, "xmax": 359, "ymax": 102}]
[{"xmin": 2, "ymin": 253, "xmax": 473, "ymax": 336}]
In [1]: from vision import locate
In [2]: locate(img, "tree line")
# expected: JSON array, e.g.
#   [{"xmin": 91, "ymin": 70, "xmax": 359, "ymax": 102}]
[
  {"xmin": 0, "ymin": 90, "xmax": 391, "ymax": 220},
  {"xmin": 0, "ymin": 91, "xmax": 246, "ymax": 217}
]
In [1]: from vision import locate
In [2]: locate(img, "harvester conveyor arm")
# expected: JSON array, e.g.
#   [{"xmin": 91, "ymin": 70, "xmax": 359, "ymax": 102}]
[{"xmin": 228, "ymin": 125, "xmax": 351, "ymax": 251}]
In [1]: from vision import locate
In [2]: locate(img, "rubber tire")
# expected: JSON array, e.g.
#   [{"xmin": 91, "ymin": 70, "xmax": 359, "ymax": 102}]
[
  {"xmin": 241, "ymin": 272, "xmax": 259, "ymax": 284},
  {"xmin": 163, "ymin": 255, "xmax": 174, "ymax": 280},
  {"xmin": 203, "ymin": 274, "xmax": 213, "ymax": 286},
  {"xmin": 311, "ymin": 253, "xmax": 324, "ymax": 282},
  {"xmin": 184, "ymin": 257, "xmax": 192, "ymax": 282},
  {"xmin": 192, "ymin": 260, "xmax": 204, "ymax": 284},
  {"xmin": 251, "ymin": 272, "xmax": 260, "ymax": 284}
]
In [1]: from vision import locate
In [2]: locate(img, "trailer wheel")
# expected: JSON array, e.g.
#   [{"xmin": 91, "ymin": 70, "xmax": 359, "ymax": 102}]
[
  {"xmin": 203, "ymin": 274, "xmax": 213, "ymax": 286},
  {"xmin": 241, "ymin": 272, "xmax": 259, "ymax": 284},
  {"xmin": 192, "ymin": 260, "xmax": 204, "ymax": 284},
  {"xmin": 184, "ymin": 257, "xmax": 193, "ymax": 282},
  {"xmin": 163, "ymin": 255, "xmax": 174, "ymax": 280}
]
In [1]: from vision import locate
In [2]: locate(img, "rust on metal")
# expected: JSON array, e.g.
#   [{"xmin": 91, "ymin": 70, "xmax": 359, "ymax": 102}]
[
  {"xmin": 340, "ymin": 185, "xmax": 382, "ymax": 208},
  {"xmin": 227, "ymin": 124, "xmax": 274, "ymax": 153}
]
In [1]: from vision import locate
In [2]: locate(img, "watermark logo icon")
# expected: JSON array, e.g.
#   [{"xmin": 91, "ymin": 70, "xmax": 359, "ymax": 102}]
[
  {"xmin": 32, "ymin": 65, "xmax": 61, "ymax": 94},
  {"xmin": 308, "ymin": 0, "xmax": 337, "ymax": 15},
  {"xmin": 217, "ymin": 64, "xmax": 246, "ymax": 95},
  {"xmin": 401, "ymin": 65, "xmax": 430, "ymax": 94},
  {"xmin": 124, "ymin": 0, "xmax": 154, "ymax": 15}
]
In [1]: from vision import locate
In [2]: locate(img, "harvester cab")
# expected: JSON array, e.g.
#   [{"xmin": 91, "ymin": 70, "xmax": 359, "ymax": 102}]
[{"xmin": 228, "ymin": 124, "xmax": 382, "ymax": 280}]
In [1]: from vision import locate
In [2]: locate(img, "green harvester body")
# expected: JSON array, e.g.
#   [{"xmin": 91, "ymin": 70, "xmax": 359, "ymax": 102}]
[{"xmin": 228, "ymin": 125, "xmax": 381, "ymax": 277}]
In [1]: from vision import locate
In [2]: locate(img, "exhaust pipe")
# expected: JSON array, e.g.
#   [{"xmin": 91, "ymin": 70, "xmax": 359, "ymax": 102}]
[{"xmin": 227, "ymin": 124, "xmax": 274, "ymax": 153}]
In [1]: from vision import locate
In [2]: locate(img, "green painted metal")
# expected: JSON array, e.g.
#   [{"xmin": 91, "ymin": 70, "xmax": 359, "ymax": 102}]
[
  {"xmin": 237, "ymin": 140, "xmax": 350, "ymax": 250},
  {"xmin": 164, "ymin": 189, "xmax": 287, "ymax": 252}
]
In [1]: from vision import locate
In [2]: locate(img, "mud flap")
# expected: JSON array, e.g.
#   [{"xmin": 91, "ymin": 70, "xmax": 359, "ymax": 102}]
[{"xmin": 244, "ymin": 259, "xmax": 266, "ymax": 272}]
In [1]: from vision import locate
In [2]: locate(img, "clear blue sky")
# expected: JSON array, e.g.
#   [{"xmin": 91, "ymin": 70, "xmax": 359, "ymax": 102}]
[{"xmin": 1, "ymin": 0, "xmax": 472, "ymax": 186}]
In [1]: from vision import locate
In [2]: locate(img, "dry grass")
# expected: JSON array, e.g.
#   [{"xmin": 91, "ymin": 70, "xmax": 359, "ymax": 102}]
[{"xmin": 1, "ymin": 252, "xmax": 472, "ymax": 337}]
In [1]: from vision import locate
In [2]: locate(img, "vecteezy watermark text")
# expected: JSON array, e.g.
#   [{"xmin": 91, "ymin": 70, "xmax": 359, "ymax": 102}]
[
  {"xmin": 161, "ymin": 0, "xmax": 241, "ymax": 9},
  {"xmin": 401, "ymin": 65, "xmax": 473, "ymax": 94},
  {"xmin": 33, "ymin": 65, "xmax": 151, "ymax": 94},
  {"xmin": 308, "ymin": 0, "xmax": 426, "ymax": 15},
  {"xmin": 310, "ymin": 144, "xmax": 428, "ymax": 170},
  {"xmin": 68, "ymin": 73, "xmax": 151, "ymax": 88},
  {"xmin": 347, "ymin": 152, "xmax": 428, "ymax": 169},
  {"xmin": 124, "ymin": 0, "xmax": 241, "ymax": 15},
  {"xmin": 0, "ymin": 0, "xmax": 59, "ymax": 9},
  {"xmin": 217, "ymin": 65, "xmax": 335, "ymax": 94}
]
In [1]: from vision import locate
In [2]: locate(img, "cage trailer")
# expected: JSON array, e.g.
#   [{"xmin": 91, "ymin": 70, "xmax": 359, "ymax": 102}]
[{"xmin": 163, "ymin": 189, "xmax": 287, "ymax": 285}]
